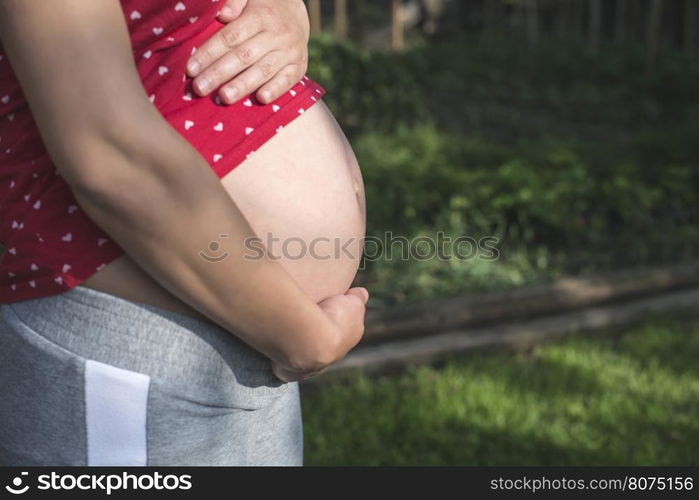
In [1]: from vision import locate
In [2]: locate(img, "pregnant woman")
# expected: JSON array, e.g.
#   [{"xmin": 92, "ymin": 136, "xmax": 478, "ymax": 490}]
[{"xmin": 0, "ymin": 0, "xmax": 367, "ymax": 465}]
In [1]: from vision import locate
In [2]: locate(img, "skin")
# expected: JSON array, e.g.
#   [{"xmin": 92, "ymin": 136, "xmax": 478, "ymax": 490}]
[
  {"xmin": 188, "ymin": 0, "xmax": 312, "ymax": 106},
  {"xmin": 0, "ymin": 0, "xmax": 367, "ymax": 382}
]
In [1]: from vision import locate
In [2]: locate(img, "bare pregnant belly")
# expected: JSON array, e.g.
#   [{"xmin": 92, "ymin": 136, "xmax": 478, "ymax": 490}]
[{"xmin": 81, "ymin": 101, "xmax": 366, "ymax": 320}]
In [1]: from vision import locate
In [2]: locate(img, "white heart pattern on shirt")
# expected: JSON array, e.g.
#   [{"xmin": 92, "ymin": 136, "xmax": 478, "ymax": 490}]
[
  {"xmin": 185, "ymin": 120, "xmax": 194, "ymax": 130},
  {"xmin": 153, "ymin": 27, "xmax": 164, "ymax": 35},
  {"xmin": 159, "ymin": 66, "xmax": 169, "ymax": 75},
  {"xmin": 175, "ymin": 2, "xmax": 186, "ymax": 11},
  {"xmin": 130, "ymin": 11, "xmax": 142, "ymax": 20},
  {"xmin": 61, "ymin": 233, "xmax": 72, "ymax": 242},
  {"xmin": 214, "ymin": 122, "xmax": 224, "ymax": 132}
]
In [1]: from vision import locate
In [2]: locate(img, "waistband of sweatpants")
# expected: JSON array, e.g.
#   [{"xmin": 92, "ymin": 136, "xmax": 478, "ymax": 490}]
[{"xmin": 1, "ymin": 285, "xmax": 283, "ymax": 394}]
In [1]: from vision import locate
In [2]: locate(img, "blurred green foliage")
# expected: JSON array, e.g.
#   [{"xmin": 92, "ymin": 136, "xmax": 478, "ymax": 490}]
[
  {"xmin": 302, "ymin": 317, "xmax": 699, "ymax": 465},
  {"xmin": 308, "ymin": 35, "xmax": 699, "ymax": 303}
]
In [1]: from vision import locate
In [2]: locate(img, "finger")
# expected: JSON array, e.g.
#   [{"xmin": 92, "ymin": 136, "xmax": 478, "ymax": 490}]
[
  {"xmin": 218, "ymin": 0, "xmax": 248, "ymax": 21},
  {"xmin": 192, "ymin": 32, "xmax": 274, "ymax": 98},
  {"xmin": 186, "ymin": 17, "xmax": 263, "ymax": 78},
  {"xmin": 255, "ymin": 63, "xmax": 305, "ymax": 104},
  {"xmin": 218, "ymin": 49, "xmax": 285, "ymax": 104},
  {"xmin": 346, "ymin": 287, "xmax": 369, "ymax": 304}
]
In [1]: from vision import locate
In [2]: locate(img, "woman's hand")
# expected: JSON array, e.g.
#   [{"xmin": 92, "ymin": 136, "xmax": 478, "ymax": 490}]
[
  {"xmin": 271, "ymin": 287, "xmax": 370, "ymax": 382},
  {"xmin": 186, "ymin": 0, "xmax": 310, "ymax": 105}
]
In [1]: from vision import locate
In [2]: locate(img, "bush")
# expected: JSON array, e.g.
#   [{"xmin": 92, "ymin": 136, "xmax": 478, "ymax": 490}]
[
  {"xmin": 307, "ymin": 35, "xmax": 699, "ymax": 303},
  {"xmin": 308, "ymin": 34, "xmax": 429, "ymax": 136}
]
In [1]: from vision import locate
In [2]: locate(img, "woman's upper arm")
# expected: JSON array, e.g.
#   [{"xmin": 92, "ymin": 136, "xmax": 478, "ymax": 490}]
[{"xmin": 0, "ymin": 0, "xmax": 156, "ymax": 187}]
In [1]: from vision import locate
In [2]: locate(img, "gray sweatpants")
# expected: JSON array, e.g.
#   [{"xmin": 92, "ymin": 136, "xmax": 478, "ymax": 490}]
[{"xmin": 0, "ymin": 285, "xmax": 303, "ymax": 466}]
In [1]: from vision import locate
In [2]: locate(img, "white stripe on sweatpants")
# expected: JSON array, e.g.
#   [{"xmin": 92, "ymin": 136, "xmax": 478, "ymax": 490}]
[{"xmin": 84, "ymin": 359, "xmax": 151, "ymax": 466}]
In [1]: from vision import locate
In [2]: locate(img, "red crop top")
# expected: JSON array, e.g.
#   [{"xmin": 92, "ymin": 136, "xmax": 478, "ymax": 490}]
[{"xmin": 0, "ymin": 0, "xmax": 326, "ymax": 303}]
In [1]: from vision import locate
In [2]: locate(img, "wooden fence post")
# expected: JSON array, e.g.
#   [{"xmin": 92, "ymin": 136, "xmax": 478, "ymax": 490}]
[
  {"xmin": 589, "ymin": 0, "xmax": 602, "ymax": 50},
  {"xmin": 334, "ymin": 0, "xmax": 348, "ymax": 40},
  {"xmin": 392, "ymin": 0, "xmax": 405, "ymax": 51},
  {"xmin": 684, "ymin": 0, "xmax": 696, "ymax": 52},
  {"xmin": 646, "ymin": 0, "xmax": 663, "ymax": 77},
  {"xmin": 615, "ymin": 0, "xmax": 627, "ymax": 43},
  {"xmin": 555, "ymin": 0, "xmax": 571, "ymax": 38},
  {"xmin": 309, "ymin": 0, "xmax": 322, "ymax": 36},
  {"xmin": 526, "ymin": 0, "xmax": 539, "ymax": 45}
]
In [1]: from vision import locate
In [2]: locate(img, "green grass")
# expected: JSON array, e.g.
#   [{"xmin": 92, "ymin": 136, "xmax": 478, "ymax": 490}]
[{"xmin": 301, "ymin": 318, "xmax": 699, "ymax": 465}]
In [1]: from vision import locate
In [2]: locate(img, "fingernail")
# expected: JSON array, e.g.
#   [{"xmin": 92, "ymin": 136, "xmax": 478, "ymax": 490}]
[
  {"xmin": 187, "ymin": 59, "xmax": 200, "ymax": 75},
  {"xmin": 260, "ymin": 90, "xmax": 272, "ymax": 103},
  {"xmin": 196, "ymin": 77, "xmax": 210, "ymax": 94},
  {"xmin": 354, "ymin": 287, "xmax": 369, "ymax": 302},
  {"xmin": 220, "ymin": 6, "xmax": 234, "ymax": 18},
  {"xmin": 222, "ymin": 87, "xmax": 238, "ymax": 103}
]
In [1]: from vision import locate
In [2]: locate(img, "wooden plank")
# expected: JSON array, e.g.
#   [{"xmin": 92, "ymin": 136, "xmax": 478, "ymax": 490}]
[
  {"xmin": 363, "ymin": 261, "xmax": 699, "ymax": 343},
  {"xmin": 316, "ymin": 287, "xmax": 699, "ymax": 378}
]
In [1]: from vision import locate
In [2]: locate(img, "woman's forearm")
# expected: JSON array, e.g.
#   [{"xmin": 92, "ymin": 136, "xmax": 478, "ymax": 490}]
[{"xmin": 69, "ymin": 110, "xmax": 342, "ymax": 372}]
